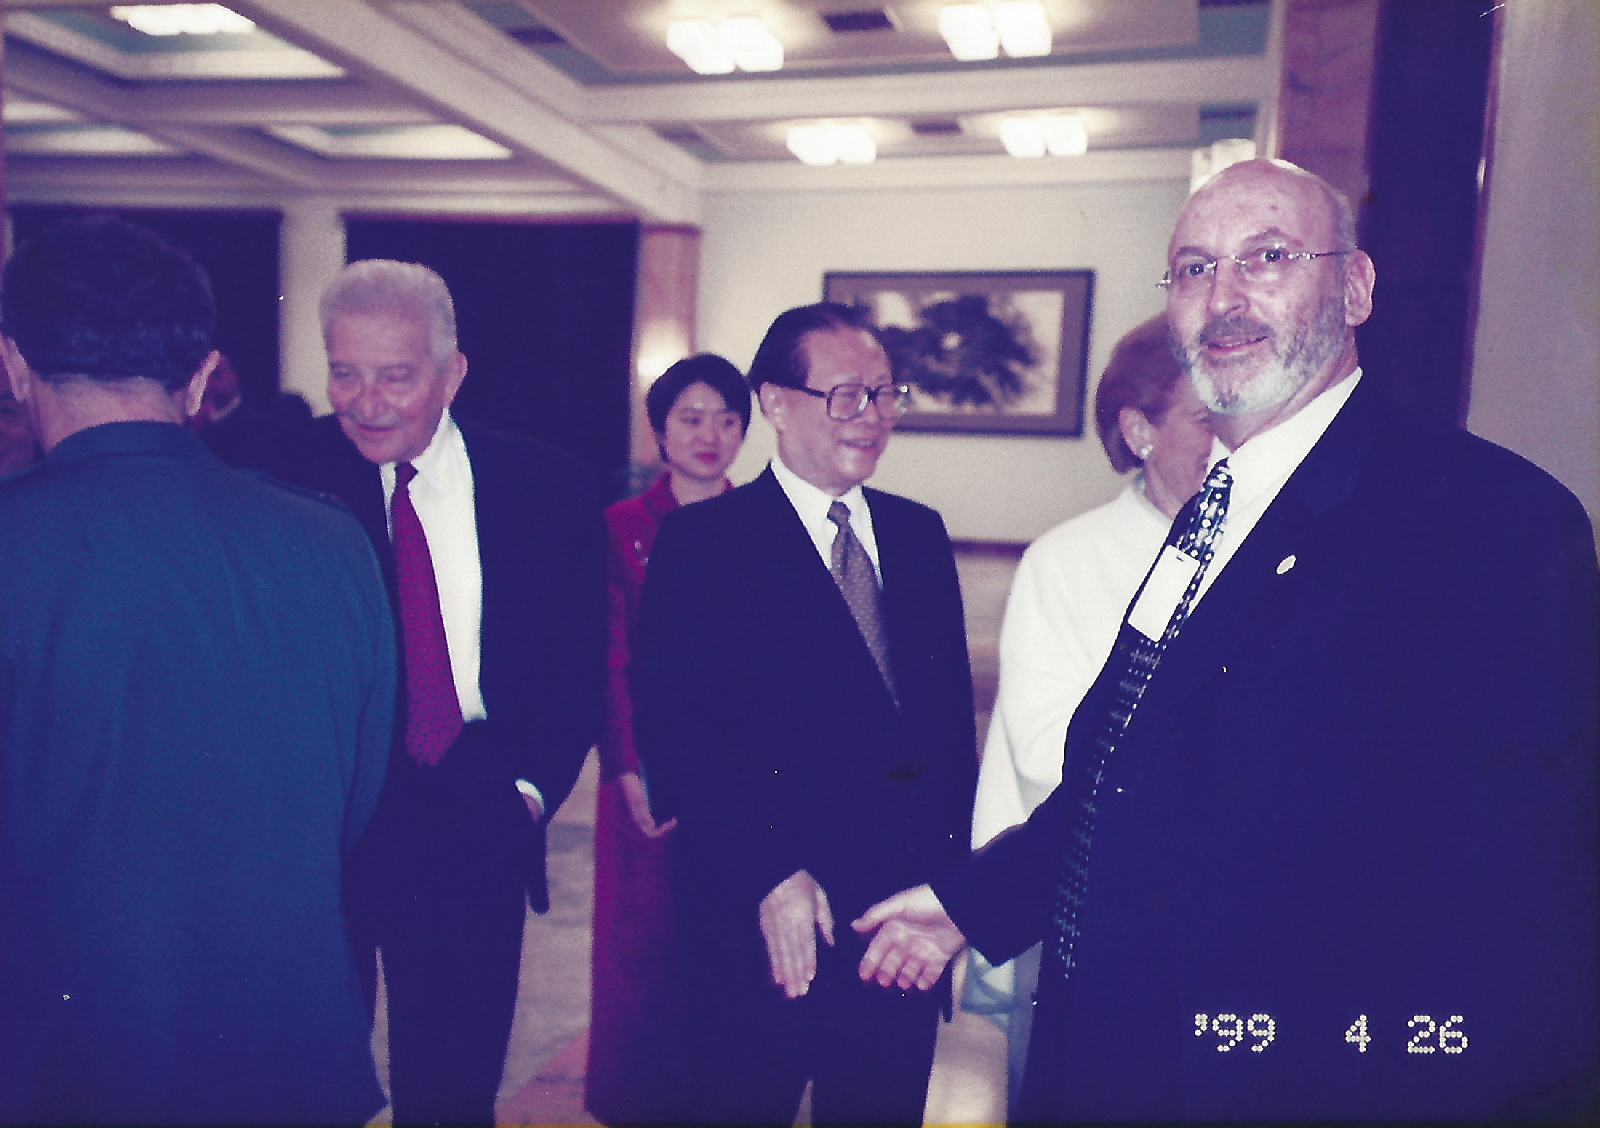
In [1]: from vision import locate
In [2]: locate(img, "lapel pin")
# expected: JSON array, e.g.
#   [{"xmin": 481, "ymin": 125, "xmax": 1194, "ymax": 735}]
[{"xmin": 1276, "ymin": 554, "xmax": 1296, "ymax": 575}]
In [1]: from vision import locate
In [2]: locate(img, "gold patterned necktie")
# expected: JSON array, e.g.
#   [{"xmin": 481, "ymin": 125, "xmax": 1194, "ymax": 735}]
[{"xmin": 827, "ymin": 500, "xmax": 897, "ymax": 702}]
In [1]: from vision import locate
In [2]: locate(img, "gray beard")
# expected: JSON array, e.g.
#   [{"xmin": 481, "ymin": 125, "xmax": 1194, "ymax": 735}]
[{"xmin": 1184, "ymin": 291, "xmax": 1346, "ymax": 416}]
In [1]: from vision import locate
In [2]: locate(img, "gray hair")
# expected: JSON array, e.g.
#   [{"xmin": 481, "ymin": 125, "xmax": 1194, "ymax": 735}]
[
  {"xmin": 1322, "ymin": 179, "xmax": 1359, "ymax": 251},
  {"xmin": 319, "ymin": 259, "xmax": 458, "ymax": 366}
]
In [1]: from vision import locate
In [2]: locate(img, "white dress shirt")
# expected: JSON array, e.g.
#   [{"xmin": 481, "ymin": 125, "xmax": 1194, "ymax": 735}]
[
  {"xmin": 377, "ymin": 413, "xmax": 547, "ymax": 811},
  {"xmin": 1191, "ymin": 368, "xmax": 1362, "ymax": 610},
  {"xmin": 769, "ymin": 454, "xmax": 883, "ymax": 581},
  {"xmin": 379, "ymin": 411, "xmax": 487, "ymax": 724}
]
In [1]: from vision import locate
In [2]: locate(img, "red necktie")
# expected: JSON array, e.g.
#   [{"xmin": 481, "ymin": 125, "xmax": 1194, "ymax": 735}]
[{"xmin": 392, "ymin": 461, "xmax": 463, "ymax": 766}]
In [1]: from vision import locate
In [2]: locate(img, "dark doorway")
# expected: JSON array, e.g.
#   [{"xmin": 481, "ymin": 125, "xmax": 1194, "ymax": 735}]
[
  {"xmin": 1357, "ymin": 0, "xmax": 1496, "ymax": 426},
  {"xmin": 7, "ymin": 206, "xmax": 283, "ymax": 410},
  {"xmin": 344, "ymin": 218, "xmax": 638, "ymax": 500}
]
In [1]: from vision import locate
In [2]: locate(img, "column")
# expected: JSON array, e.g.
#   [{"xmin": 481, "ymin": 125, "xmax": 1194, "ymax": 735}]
[
  {"xmin": 628, "ymin": 225, "xmax": 701, "ymax": 470},
  {"xmin": 278, "ymin": 198, "xmax": 346, "ymax": 414}
]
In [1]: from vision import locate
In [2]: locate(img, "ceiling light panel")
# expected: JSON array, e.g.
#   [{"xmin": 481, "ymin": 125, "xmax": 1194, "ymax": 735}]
[
  {"xmin": 4, "ymin": 10, "xmax": 344, "ymax": 80},
  {"xmin": 998, "ymin": 117, "xmax": 1046, "ymax": 158},
  {"xmin": 2, "ymin": 123, "xmax": 182, "ymax": 157},
  {"xmin": 940, "ymin": 2, "xmax": 1052, "ymax": 62},
  {"xmin": 268, "ymin": 125, "xmax": 513, "ymax": 161},
  {"xmin": 666, "ymin": 20, "xmax": 736, "ymax": 74},
  {"xmin": 719, "ymin": 16, "xmax": 784, "ymax": 71},
  {"xmin": 938, "ymin": 5, "xmax": 999, "ymax": 61},
  {"xmin": 514, "ymin": 1, "xmax": 1196, "ymax": 77},
  {"xmin": 993, "ymin": 1, "xmax": 1052, "ymax": 57},
  {"xmin": 110, "ymin": 5, "xmax": 254, "ymax": 37},
  {"xmin": 785, "ymin": 122, "xmax": 876, "ymax": 165},
  {"xmin": 969, "ymin": 105, "xmax": 1199, "ymax": 154},
  {"xmin": 665, "ymin": 16, "xmax": 783, "ymax": 74},
  {"xmin": 1041, "ymin": 113, "xmax": 1086, "ymax": 155}
]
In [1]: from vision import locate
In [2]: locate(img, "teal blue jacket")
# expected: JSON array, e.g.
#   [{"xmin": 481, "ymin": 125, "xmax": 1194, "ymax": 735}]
[{"xmin": 1, "ymin": 422, "xmax": 393, "ymax": 1124}]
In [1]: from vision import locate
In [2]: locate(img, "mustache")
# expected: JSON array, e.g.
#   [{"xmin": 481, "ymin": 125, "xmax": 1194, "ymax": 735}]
[
  {"xmin": 337, "ymin": 408, "xmax": 399, "ymax": 429},
  {"xmin": 1198, "ymin": 315, "xmax": 1274, "ymax": 347}
]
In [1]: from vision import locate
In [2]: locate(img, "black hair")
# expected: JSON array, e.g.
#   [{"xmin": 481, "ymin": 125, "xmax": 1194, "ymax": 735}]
[
  {"xmin": 746, "ymin": 302, "xmax": 878, "ymax": 393},
  {"xmin": 645, "ymin": 353, "xmax": 752, "ymax": 436},
  {"xmin": 1093, "ymin": 312, "xmax": 1188, "ymax": 473},
  {"xmin": 1, "ymin": 214, "xmax": 215, "ymax": 393}
]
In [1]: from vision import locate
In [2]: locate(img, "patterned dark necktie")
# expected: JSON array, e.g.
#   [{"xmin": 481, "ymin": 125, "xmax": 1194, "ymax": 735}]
[
  {"xmin": 1045, "ymin": 459, "xmax": 1233, "ymax": 985},
  {"xmin": 827, "ymin": 500, "xmax": 897, "ymax": 701},
  {"xmin": 392, "ymin": 461, "xmax": 463, "ymax": 766},
  {"xmin": 1018, "ymin": 459, "xmax": 1232, "ymax": 1119}
]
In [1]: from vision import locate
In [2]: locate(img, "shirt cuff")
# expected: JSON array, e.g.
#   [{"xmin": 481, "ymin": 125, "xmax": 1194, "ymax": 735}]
[{"xmin": 514, "ymin": 778, "xmax": 545, "ymax": 819}]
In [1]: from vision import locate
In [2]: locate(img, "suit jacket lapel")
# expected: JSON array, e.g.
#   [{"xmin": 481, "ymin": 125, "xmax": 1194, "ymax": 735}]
[
  {"xmin": 868, "ymin": 490, "xmax": 921, "ymax": 691},
  {"xmin": 753, "ymin": 469, "xmax": 901, "ymax": 715},
  {"xmin": 332, "ymin": 454, "xmax": 395, "ymax": 598},
  {"xmin": 1131, "ymin": 379, "xmax": 1383, "ymax": 725}
]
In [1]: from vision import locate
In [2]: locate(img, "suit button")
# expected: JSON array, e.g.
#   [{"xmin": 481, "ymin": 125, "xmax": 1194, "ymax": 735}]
[{"xmin": 888, "ymin": 763, "xmax": 922, "ymax": 783}]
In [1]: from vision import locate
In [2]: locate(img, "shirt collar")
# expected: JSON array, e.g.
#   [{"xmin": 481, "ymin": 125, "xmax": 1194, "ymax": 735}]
[
  {"xmin": 769, "ymin": 451, "xmax": 869, "ymax": 524},
  {"xmin": 1209, "ymin": 368, "xmax": 1362, "ymax": 507},
  {"xmin": 45, "ymin": 420, "xmax": 209, "ymax": 466},
  {"xmin": 379, "ymin": 411, "xmax": 465, "ymax": 495}
]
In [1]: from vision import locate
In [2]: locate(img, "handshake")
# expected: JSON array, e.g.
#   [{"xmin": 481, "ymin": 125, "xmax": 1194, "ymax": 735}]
[
  {"xmin": 757, "ymin": 871, "xmax": 969, "ymax": 998},
  {"xmin": 853, "ymin": 884, "xmax": 969, "ymax": 993}
]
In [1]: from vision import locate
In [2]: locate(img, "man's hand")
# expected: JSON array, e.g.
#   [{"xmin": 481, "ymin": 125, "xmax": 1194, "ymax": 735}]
[
  {"xmin": 759, "ymin": 870, "xmax": 835, "ymax": 999},
  {"xmin": 618, "ymin": 771, "xmax": 675, "ymax": 838},
  {"xmin": 852, "ymin": 884, "xmax": 966, "ymax": 992}
]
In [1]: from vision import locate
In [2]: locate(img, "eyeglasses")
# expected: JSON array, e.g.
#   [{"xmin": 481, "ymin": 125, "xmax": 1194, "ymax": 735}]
[
  {"xmin": 792, "ymin": 381, "xmax": 913, "ymax": 422},
  {"xmin": 1159, "ymin": 247, "xmax": 1351, "ymax": 294}
]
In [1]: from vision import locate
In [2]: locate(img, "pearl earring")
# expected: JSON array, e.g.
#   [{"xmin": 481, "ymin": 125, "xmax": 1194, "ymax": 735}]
[{"xmin": 1136, "ymin": 444, "xmax": 1153, "ymax": 460}]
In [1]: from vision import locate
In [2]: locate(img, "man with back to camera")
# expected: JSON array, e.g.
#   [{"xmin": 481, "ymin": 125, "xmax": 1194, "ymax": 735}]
[
  {"xmin": 630, "ymin": 303, "xmax": 978, "ymax": 1125},
  {"xmin": 852, "ymin": 158, "xmax": 1599, "ymax": 1121},
  {"xmin": 263, "ymin": 259, "xmax": 607, "ymax": 1125},
  {"xmin": 0, "ymin": 216, "xmax": 395, "ymax": 1124}
]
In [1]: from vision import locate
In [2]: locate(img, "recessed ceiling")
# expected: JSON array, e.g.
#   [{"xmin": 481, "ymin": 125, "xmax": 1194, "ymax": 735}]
[{"xmin": 2, "ymin": 0, "xmax": 1272, "ymax": 220}]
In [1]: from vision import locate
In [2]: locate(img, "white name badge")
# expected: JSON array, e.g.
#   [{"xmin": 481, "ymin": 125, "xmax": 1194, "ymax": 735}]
[{"xmin": 1128, "ymin": 545, "xmax": 1200, "ymax": 642}]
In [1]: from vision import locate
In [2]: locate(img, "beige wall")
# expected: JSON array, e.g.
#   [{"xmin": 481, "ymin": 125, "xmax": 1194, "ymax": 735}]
[
  {"xmin": 695, "ymin": 177, "xmax": 1190, "ymax": 543},
  {"xmin": 1468, "ymin": 0, "xmax": 1600, "ymax": 528}
]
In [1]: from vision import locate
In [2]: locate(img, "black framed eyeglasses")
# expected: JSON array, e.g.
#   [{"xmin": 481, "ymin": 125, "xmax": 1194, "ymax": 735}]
[
  {"xmin": 1159, "ymin": 247, "xmax": 1352, "ymax": 294},
  {"xmin": 792, "ymin": 382, "xmax": 913, "ymax": 422}
]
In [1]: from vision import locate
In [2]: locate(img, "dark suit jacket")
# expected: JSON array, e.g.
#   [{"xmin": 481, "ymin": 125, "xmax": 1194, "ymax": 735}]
[
  {"xmin": 274, "ymin": 413, "xmax": 606, "ymax": 911},
  {"xmin": 1, "ymin": 423, "xmax": 393, "ymax": 1124},
  {"xmin": 936, "ymin": 378, "xmax": 1600, "ymax": 1121},
  {"xmin": 633, "ymin": 468, "xmax": 977, "ymax": 971}
]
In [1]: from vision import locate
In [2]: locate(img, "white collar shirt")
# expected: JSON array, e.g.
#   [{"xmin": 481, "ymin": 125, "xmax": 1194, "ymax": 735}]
[
  {"xmin": 1193, "ymin": 368, "xmax": 1362, "ymax": 609},
  {"xmin": 378, "ymin": 411, "xmax": 487, "ymax": 723},
  {"xmin": 769, "ymin": 453, "xmax": 883, "ymax": 582}
]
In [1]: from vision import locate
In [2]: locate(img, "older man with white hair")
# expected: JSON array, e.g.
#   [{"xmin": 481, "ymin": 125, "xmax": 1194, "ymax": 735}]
[{"xmin": 268, "ymin": 259, "xmax": 606, "ymax": 1125}]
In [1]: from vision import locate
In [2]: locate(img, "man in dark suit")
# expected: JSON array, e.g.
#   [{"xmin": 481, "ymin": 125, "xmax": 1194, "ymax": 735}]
[
  {"xmin": 854, "ymin": 158, "xmax": 1599, "ymax": 1121},
  {"xmin": 632, "ymin": 303, "xmax": 978, "ymax": 1125},
  {"xmin": 0, "ymin": 217, "xmax": 393, "ymax": 1124},
  {"xmin": 285, "ymin": 260, "xmax": 606, "ymax": 1125}
]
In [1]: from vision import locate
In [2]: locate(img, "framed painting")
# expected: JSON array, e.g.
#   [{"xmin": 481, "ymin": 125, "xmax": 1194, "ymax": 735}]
[{"xmin": 823, "ymin": 269, "xmax": 1094, "ymax": 435}]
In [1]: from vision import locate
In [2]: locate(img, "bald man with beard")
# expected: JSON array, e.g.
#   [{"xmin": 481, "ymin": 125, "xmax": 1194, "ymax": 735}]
[{"xmin": 852, "ymin": 158, "xmax": 1599, "ymax": 1122}]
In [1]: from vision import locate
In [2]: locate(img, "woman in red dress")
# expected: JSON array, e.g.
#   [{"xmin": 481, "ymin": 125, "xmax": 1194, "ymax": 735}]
[{"xmin": 586, "ymin": 354, "xmax": 750, "ymax": 1124}]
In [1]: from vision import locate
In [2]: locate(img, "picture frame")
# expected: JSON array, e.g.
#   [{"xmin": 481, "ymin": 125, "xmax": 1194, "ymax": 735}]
[{"xmin": 823, "ymin": 269, "xmax": 1094, "ymax": 436}]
